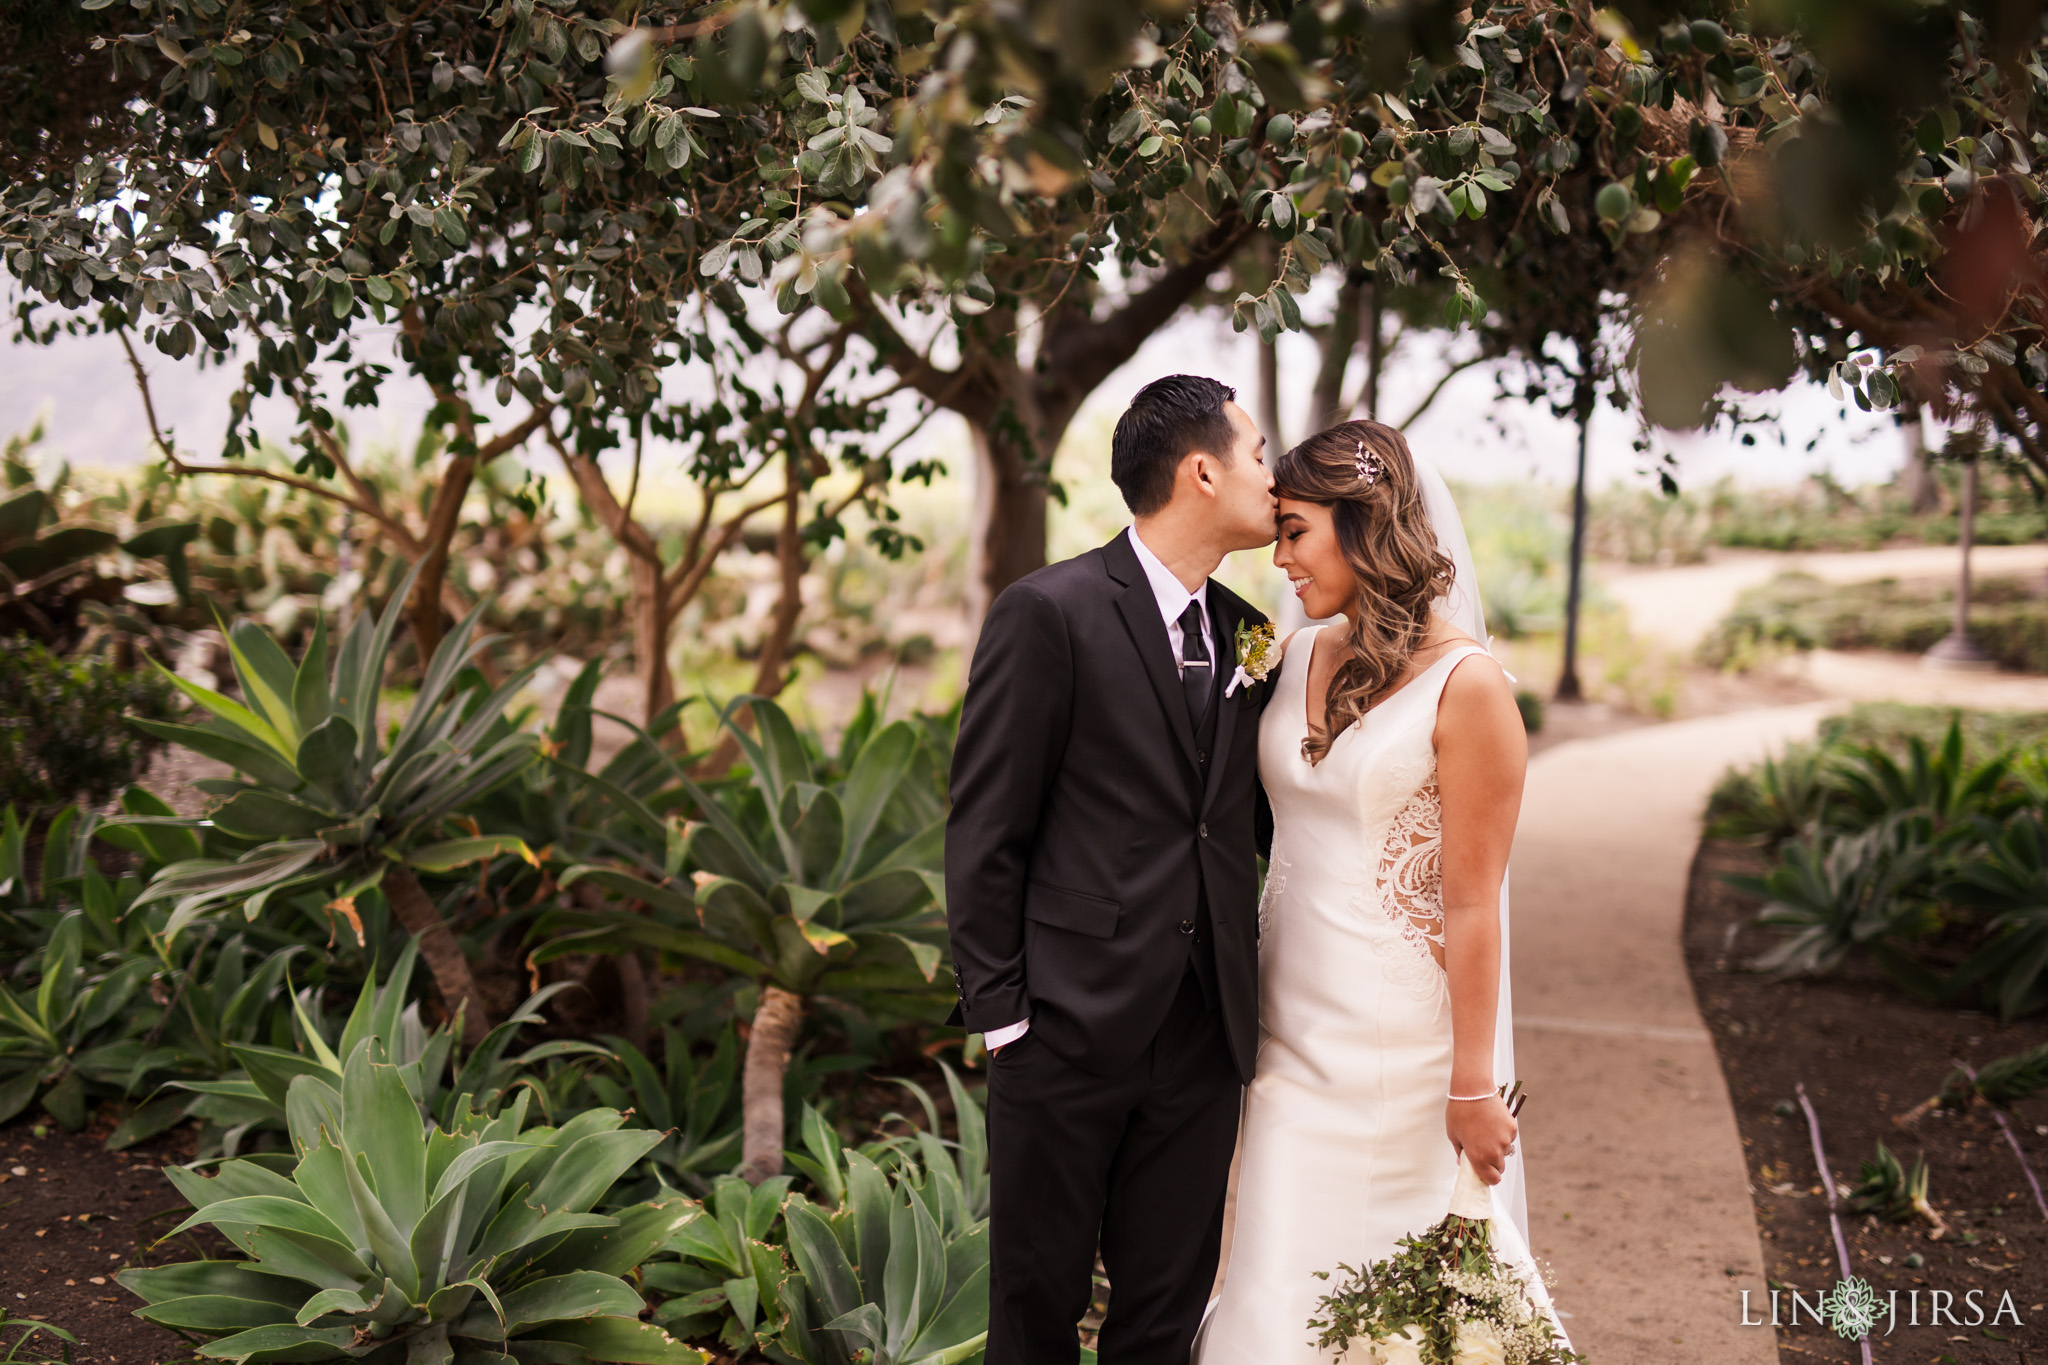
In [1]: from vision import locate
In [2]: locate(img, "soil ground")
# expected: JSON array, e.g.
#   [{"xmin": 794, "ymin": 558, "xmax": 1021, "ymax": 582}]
[
  {"xmin": 0, "ymin": 1119, "xmax": 212, "ymax": 1365},
  {"xmin": 1686, "ymin": 838, "xmax": 2048, "ymax": 1364}
]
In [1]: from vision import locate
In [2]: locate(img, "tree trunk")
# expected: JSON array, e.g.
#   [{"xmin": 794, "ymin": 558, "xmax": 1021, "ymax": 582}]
[
  {"xmin": 1362, "ymin": 284, "xmax": 1385, "ymax": 420},
  {"xmin": 964, "ymin": 416, "xmax": 1053, "ymax": 630},
  {"xmin": 1556, "ymin": 400, "xmax": 1593, "ymax": 703},
  {"xmin": 1310, "ymin": 277, "xmax": 1365, "ymax": 429},
  {"xmin": 629, "ymin": 554, "xmax": 676, "ymax": 727},
  {"xmin": 741, "ymin": 984, "xmax": 806, "ymax": 1184},
  {"xmin": 383, "ymin": 865, "xmax": 491, "ymax": 1047},
  {"xmin": 751, "ymin": 462, "xmax": 806, "ymax": 699},
  {"xmin": 1257, "ymin": 330, "xmax": 1284, "ymax": 452},
  {"xmin": 1901, "ymin": 408, "xmax": 1940, "ymax": 514}
]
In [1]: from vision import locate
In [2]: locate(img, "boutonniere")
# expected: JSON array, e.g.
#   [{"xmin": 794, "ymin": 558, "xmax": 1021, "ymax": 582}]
[{"xmin": 1224, "ymin": 620, "xmax": 1276, "ymax": 697}]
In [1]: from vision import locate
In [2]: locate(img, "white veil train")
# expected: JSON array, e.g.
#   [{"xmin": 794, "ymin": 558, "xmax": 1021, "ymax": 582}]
[{"xmin": 1411, "ymin": 452, "xmax": 1532, "ymax": 1250}]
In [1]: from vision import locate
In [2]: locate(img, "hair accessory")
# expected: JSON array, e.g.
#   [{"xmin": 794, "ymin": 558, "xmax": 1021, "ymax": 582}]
[{"xmin": 1353, "ymin": 438, "xmax": 1382, "ymax": 489}]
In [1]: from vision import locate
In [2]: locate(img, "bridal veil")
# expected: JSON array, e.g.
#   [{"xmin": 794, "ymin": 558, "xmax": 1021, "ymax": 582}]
[{"xmin": 1412, "ymin": 453, "xmax": 1532, "ymax": 1247}]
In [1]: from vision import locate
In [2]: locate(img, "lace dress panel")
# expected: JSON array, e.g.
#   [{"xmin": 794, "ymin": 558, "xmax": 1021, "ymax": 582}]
[{"xmin": 1375, "ymin": 767, "xmax": 1447, "ymax": 973}]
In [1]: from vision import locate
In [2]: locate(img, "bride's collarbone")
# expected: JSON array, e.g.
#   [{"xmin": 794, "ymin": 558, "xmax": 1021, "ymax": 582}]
[{"xmin": 1301, "ymin": 628, "xmax": 1479, "ymax": 731}]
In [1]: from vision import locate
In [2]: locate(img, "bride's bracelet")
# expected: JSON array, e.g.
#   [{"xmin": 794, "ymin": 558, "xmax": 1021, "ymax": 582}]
[{"xmin": 1447, "ymin": 1090, "xmax": 1499, "ymax": 1102}]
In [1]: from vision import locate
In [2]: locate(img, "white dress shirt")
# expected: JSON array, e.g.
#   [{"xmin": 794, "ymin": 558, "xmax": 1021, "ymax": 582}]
[{"xmin": 982, "ymin": 525, "xmax": 1214, "ymax": 1052}]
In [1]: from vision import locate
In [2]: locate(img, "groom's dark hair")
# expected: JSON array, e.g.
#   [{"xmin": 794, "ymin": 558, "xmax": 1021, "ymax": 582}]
[{"xmin": 1111, "ymin": 375, "xmax": 1239, "ymax": 516}]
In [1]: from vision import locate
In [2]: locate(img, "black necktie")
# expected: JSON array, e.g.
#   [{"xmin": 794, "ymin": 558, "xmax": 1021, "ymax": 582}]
[{"xmin": 1178, "ymin": 599, "xmax": 1211, "ymax": 729}]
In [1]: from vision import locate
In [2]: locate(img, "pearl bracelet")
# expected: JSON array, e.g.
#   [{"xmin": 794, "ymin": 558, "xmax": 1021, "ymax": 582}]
[{"xmin": 1447, "ymin": 1090, "xmax": 1499, "ymax": 1102}]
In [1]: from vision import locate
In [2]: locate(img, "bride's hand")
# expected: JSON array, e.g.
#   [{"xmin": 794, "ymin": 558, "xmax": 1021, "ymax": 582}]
[{"xmin": 1446, "ymin": 1095, "xmax": 1518, "ymax": 1185}]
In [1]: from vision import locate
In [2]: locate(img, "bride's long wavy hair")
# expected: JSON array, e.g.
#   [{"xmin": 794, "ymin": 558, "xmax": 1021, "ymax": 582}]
[{"xmin": 1274, "ymin": 419, "xmax": 1454, "ymax": 765}]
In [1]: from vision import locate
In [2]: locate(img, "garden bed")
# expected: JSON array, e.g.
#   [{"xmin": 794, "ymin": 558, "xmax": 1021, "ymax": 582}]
[
  {"xmin": 0, "ymin": 1117, "xmax": 211, "ymax": 1365},
  {"xmin": 1686, "ymin": 838, "xmax": 2048, "ymax": 1363}
]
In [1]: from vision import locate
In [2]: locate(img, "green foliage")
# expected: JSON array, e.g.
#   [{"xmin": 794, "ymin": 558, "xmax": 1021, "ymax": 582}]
[
  {"xmin": 643, "ymin": 1076, "xmax": 988, "ymax": 1361},
  {"xmin": 1701, "ymin": 572, "xmax": 2048, "ymax": 675},
  {"xmin": 0, "ymin": 1308, "xmax": 77, "ymax": 1365},
  {"xmin": 0, "ymin": 900, "xmax": 156, "ymax": 1130},
  {"xmin": 1735, "ymin": 814, "xmax": 1945, "ymax": 990},
  {"xmin": 0, "ymin": 799, "xmax": 317, "ymax": 1144},
  {"xmin": 1308, "ymin": 1204, "xmax": 1580, "ymax": 1364},
  {"xmin": 0, "ymin": 426, "xmax": 200, "ymax": 649},
  {"xmin": 1940, "ymin": 811, "xmax": 2048, "ymax": 1020},
  {"xmin": 536, "ymin": 693, "xmax": 952, "ymax": 1018},
  {"xmin": 172, "ymin": 940, "xmax": 611, "ymax": 1157},
  {"xmin": 777, "ymin": 1135, "xmax": 990, "ymax": 1365},
  {"xmin": 1846, "ymin": 1141, "xmax": 1938, "ymax": 1229},
  {"xmin": 1591, "ymin": 470, "xmax": 2048, "ymax": 564},
  {"xmin": 1820, "ymin": 704, "xmax": 2048, "ymax": 763},
  {"xmin": 1704, "ymin": 741, "xmax": 1836, "ymax": 844},
  {"xmin": 0, "ymin": 638, "xmax": 182, "ymax": 815},
  {"xmin": 118, "ymin": 564, "xmax": 541, "ymax": 943},
  {"xmin": 120, "ymin": 1042, "xmax": 705, "ymax": 1365},
  {"xmin": 576, "ymin": 1024, "xmax": 743, "ymax": 1200},
  {"xmin": 1512, "ymin": 689, "xmax": 1544, "ymax": 734}
]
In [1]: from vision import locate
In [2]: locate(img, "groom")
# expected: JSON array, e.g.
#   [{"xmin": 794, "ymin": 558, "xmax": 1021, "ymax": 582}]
[{"xmin": 945, "ymin": 375, "xmax": 1278, "ymax": 1364}]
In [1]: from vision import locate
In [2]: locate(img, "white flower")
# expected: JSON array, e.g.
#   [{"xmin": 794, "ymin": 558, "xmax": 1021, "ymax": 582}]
[
  {"xmin": 1367, "ymin": 1324, "xmax": 1429, "ymax": 1365},
  {"xmin": 1452, "ymin": 1319, "xmax": 1509, "ymax": 1365}
]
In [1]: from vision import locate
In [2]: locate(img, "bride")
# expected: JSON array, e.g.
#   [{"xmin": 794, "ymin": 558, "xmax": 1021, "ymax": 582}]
[{"xmin": 1195, "ymin": 419, "xmax": 1568, "ymax": 1360}]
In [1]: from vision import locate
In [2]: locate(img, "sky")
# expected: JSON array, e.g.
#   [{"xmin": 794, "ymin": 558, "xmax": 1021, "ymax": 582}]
[{"xmin": 1, "ymin": 290, "xmax": 1914, "ymax": 497}]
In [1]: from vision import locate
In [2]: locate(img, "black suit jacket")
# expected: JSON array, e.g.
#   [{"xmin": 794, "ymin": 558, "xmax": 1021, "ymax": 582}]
[{"xmin": 944, "ymin": 531, "xmax": 1272, "ymax": 1082}]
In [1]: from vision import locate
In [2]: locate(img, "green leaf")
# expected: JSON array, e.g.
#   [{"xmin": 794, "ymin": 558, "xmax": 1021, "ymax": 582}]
[
  {"xmin": 496, "ymin": 1273, "xmax": 644, "ymax": 1336},
  {"xmin": 130, "ymin": 1294, "xmax": 299, "ymax": 1333},
  {"xmin": 228, "ymin": 617, "xmax": 307, "ymax": 751},
  {"xmin": 296, "ymin": 715, "xmax": 361, "ymax": 802},
  {"xmin": 211, "ymin": 791, "xmax": 337, "ymax": 840},
  {"xmin": 342, "ymin": 1041, "xmax": 429, "ymax": 1238},
  {"xmin": 532, "ymin": 1317, "xmax": 707, "ymax": 1363},
  {"xmin": 149, "ymin": 660, "xmax": 289, "ymax": 756},
  {"xmin": 168, "ymin": 1194, "xmax": 354, "ymax": 1248},
  {"xmin": 194, "ymin": 1324, "xmax": 358, "ymax": 1361},
  {"xmin": 131, "ymin": 719, "xmax": 302, "ymax": 789},
  {"xmin": 400, "ymin": 835, "xmax": 534, "ymax": 873}
]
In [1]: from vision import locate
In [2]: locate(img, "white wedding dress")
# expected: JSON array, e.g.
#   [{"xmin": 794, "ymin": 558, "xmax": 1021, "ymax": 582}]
[{"xmin": 1194, "ymin": 458, "xmax": 1569, "ymax": 1363}]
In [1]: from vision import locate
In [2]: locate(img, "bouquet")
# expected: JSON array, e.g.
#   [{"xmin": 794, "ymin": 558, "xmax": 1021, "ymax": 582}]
[{"xmin": 1307, "ymin": 1086, "xmax": 1582, "ymax": 1365}]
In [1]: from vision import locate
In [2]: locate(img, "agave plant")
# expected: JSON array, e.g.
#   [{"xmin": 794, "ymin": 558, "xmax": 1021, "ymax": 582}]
[
  {"xmin": 1942, "ymin": 810, "xmax": 2048, "ymax": 1020},
  {"xmin": 780, "ymin": 1134, "xmax": 990, "ymax": 1365},
  {"xmin": 645, "ymin": 1171, "xmax": 801, "ymax": 1357},
  {"xmin": 119, "ymin": 1041, "xmax": 705, "ymax": 1364},
  {"xmin": 171, "ymin": 939, "xmax": 610, "ymax": 1155},
  {"xmin": 535, "ymin": 695, "xmax": 951, "ymax": 1182},
  {"xmin": 119, "ymin": 564, "xmax": 544, "ymax": 1043},
  {"xmin": 1739, "ymin": 812, "xmax": 1944, "ymax": 991},
  {"xmin": 1846, "ymin": 1140, "xmax": 1947, "ymax": 1236},
  {"xmin": 579, "ymin": 1023, "xmax": 744, "ymax": 1199},
  {"xmin": 644, "ymin": 1091, "xmax": 989, "ymax": 1365},
  {"xmin": 1702, "ymin": 740, "xmax": 1837, "ymax": 845},
  {"xmin": 1829, "ymin": 720, "xmax": 2020, "ymax": 832},
  {"xmin": 0, "ymin": 908, "xmax": 156, "ymax": 1129}
]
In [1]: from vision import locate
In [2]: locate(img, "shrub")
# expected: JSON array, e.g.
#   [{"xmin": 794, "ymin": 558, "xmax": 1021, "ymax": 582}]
[
  {"xmin": 1513, "ymin": 688, "xmax": 1545, "ymax": 733},
  {"xmin": 0, "ymin": 638, "xmax": 181, "ymax": 814},
  {"xmin": 119, "ymin": 1041, "xmax": 705, "ymax": 1365},
  {"xmin": 1701, "ymin": 572, "xmax": 2048, "ymax": 674}
]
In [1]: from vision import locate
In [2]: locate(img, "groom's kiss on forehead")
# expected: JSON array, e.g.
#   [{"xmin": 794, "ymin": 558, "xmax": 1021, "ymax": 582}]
[{"xmin": 1109, "ymin": 377, "xmax": 1278, "ymax": 575}]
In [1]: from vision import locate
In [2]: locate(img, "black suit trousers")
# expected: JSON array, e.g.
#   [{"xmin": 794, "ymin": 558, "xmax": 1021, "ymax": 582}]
[{"xmin": 984, "ymin": 969, "xmax": 1242, "ymax": 1365}]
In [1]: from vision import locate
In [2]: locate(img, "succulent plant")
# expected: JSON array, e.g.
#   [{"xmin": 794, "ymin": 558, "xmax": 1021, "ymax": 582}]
[{"xmin": 119, "ymin": 1040, "xmax": 706, "ymax": 1364}]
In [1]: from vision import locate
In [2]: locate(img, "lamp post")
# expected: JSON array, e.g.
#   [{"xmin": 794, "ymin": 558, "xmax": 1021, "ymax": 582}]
[{"xmin": 1924, "ymin": 454, "xmax": 1995, "ymax": 672}]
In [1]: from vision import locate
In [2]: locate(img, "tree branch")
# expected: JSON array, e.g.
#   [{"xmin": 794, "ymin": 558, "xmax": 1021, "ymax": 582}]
[
  {"xmin": 1041, "ymin": 209, "xmax": 1253, "ymax": 404},
  {"xmin": 1395, "ymin": 353, "xmax": 1493, "ymax": 429}
]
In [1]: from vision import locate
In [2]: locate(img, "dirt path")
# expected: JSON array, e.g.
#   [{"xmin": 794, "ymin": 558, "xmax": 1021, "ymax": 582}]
[{"xmin": 1511, "ymin": 702, "xmax": 1838, "ymax": 1365}]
